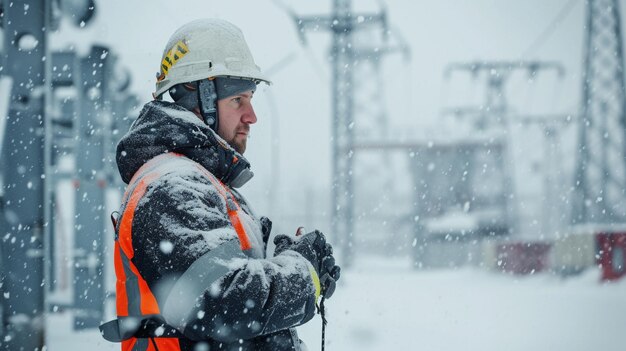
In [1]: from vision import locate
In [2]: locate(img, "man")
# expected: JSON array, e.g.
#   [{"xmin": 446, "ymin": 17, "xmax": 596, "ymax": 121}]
[{"xmin": 100, "ymin": 19, "xmax": 340, "ymax": 351}]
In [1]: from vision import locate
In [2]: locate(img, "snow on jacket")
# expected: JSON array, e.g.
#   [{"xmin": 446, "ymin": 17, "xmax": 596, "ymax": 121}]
[{"xmin": 112, "ymin": 100, "xmax": 318, "ymax": 351}]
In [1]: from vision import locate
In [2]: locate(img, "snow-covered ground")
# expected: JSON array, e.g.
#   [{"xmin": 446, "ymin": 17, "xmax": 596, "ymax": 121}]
[{"xmin": 47, "ymin": 255, "xmax": 626, "ymax": 351}]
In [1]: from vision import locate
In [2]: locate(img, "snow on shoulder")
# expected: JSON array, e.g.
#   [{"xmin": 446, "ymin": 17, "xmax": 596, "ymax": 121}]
[{"xmin": 156, "ymin": 103, "xmax": 206, "ymax": 128}]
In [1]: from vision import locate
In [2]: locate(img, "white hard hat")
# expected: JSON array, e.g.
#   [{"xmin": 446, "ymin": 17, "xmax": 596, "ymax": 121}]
[{"xmin": 154, "ymin": 18, "xmax": 271, "ymax": 98}]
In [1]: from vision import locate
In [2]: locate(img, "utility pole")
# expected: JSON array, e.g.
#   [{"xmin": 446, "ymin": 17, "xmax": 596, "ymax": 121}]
[
  {"xmin": 72, "ymin": 45, "xmax": 112, "ymax": 330},
  {"xmin": 572, "ymin": 0, "xmax": 626, "ymax": 225},
  {"xmin": 289, "ymin": 0, "xmax": 408, "ymax": 266}
]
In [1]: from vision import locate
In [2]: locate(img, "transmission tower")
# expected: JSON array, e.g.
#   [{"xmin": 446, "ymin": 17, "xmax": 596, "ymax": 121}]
[
  {"xmin": 290, "ymin": 0, "xmax": 408, "ymax": 266},
  {"xmin": 444, "ymin": 61, "xmax": 564, "ymax": 236},
  {"xmin": 572, "ymin": 0, "xmax": 626, "ymax": 225}
]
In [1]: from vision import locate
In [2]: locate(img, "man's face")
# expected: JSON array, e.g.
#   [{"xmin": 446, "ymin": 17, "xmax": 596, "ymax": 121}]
[{"xmin": 216, "ymin": 90, "xmax": 257, "ymax": 154}]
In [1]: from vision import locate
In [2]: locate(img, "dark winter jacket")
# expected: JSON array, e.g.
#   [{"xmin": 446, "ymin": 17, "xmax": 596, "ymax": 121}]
[{"xmin": 104, "ymin": 100, "xmax": 319, "ymax": 351}]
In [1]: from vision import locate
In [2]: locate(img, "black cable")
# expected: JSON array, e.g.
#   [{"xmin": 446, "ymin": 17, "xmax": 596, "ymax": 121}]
[
  {"xmin": 521, "ymin": 0, "xmax": 578, "ymax": 58},
  {"xmin": 150, "ymin": 337, "xmax": 160, "ymax": 351},
  {"xmin": 319, "ymin": 296, "xmax": 327, "ymax": 351}
]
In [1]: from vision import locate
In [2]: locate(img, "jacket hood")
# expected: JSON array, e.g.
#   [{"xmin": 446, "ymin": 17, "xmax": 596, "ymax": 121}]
[{"xmin": 116, "ymin": 100, "xmax": 252, "ymax": 185}]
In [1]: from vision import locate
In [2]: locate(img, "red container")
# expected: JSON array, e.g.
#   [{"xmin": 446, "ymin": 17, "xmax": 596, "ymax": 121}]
[
  {"xmin": 596, "ymin": 233, "xmax": 626, "ymax": 281},
  {"xmin": 496, "ymin": 242, "xmax": 552, "ymax": 275}
]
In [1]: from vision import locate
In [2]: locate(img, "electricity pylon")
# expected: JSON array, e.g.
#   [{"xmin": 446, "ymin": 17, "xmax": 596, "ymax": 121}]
[{"xmin": 572, "ymin": 0, "xmax": 626, "ymax": 225}]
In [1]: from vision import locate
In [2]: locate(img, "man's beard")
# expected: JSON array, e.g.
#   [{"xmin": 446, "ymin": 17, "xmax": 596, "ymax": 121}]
[
  {"xmin": 229, "ymin": 136, "xmax": 247, "ymax": 154},
  {"xmin": 232, "ymin": 141, "xmax": 246, "ymax": 154},
  {"xmin": 229, "ymin": 126, "xmax": 249, "ymax": 154}
]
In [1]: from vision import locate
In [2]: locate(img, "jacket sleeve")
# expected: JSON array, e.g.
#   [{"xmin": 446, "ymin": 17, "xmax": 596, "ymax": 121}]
[{"xmin": 131, "ymin": 172, "xmax": 318, "ymax": 343}]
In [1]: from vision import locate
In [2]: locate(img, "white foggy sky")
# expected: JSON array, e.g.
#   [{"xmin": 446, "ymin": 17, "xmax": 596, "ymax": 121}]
[{"xmin": 51, "ymin": 0, "xmax": 604, "ymax": 227}]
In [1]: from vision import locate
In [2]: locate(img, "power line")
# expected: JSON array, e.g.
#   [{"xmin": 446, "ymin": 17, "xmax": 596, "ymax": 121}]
[{"xmin": 521, "ymin": 0, "xmax": 579, "ymax": 59}]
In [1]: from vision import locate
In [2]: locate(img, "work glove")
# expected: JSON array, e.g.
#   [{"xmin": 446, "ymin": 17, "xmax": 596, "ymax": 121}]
[
  {"xmin": 274, "ymin": 230, "xmax": 341, "ymax": 299},
  {"xmin": 319, "ymin": 252, "xmax": 341, "ymax": 299}
]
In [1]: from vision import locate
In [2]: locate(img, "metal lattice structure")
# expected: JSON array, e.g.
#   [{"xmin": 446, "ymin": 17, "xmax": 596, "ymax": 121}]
[
  {"xmin": 1, "ymin": 1, "xmax": 137, "ymax": 347},
  {"xmin": 572, "ymin": 0, "xmax": 626, "ymax": 224},
  {"xmin": 292, "ymin": 0, "xmax": 408, "ymax": 266},
  {"xmin": 0, "ymin": 1, "xmax": 48, "ymax": 348},
  {"xmin": 444, "ymin": 61, "xmax": 564, "ymax": 236}
]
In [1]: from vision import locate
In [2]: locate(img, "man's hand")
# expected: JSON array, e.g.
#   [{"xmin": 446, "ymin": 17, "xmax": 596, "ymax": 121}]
[
  {"xmin": 319, "ymin": 253, "xmax": 341, "ymax": 299},
  {"xmin": 273, "ymin": 230, "xmax": 341, "ymax": 298}
]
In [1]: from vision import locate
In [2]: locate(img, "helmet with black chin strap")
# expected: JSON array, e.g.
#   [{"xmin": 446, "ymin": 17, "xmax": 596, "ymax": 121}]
[
  {"xmin": 154, "ymin": 18, "xmax": 270, "ymax": 131},
  {"xmin": 154, "ymin": 19, "xmax": 270, "ymax": 188}
]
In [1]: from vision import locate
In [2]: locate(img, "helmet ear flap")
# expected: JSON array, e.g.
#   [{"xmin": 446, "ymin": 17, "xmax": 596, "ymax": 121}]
[
  {"xmin": 168, "ymin": 83, "xmax": 200, "ymax": 112},
  {"xmin": 168, "ymin": 84, "xmax": 189, "ymax": 101},
  {"xmin": 198, "ymin": 79, "xmax": 219, "ymax": 131}
]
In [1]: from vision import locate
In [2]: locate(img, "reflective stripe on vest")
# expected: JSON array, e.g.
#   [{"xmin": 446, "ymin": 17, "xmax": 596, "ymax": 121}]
[
  {"xmin": 114, "ymin": 152, "xmax": 252, "ymax": 349},
  {"xmin": 161, "ymin": 239, "xmax": 247, "ymax": 329}
]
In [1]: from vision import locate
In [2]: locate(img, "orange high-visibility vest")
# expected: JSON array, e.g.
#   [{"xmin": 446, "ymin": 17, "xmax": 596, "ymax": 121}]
[{"xmin": 112, "ymin": 152, "xmax": 252, "ymax": 351}]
